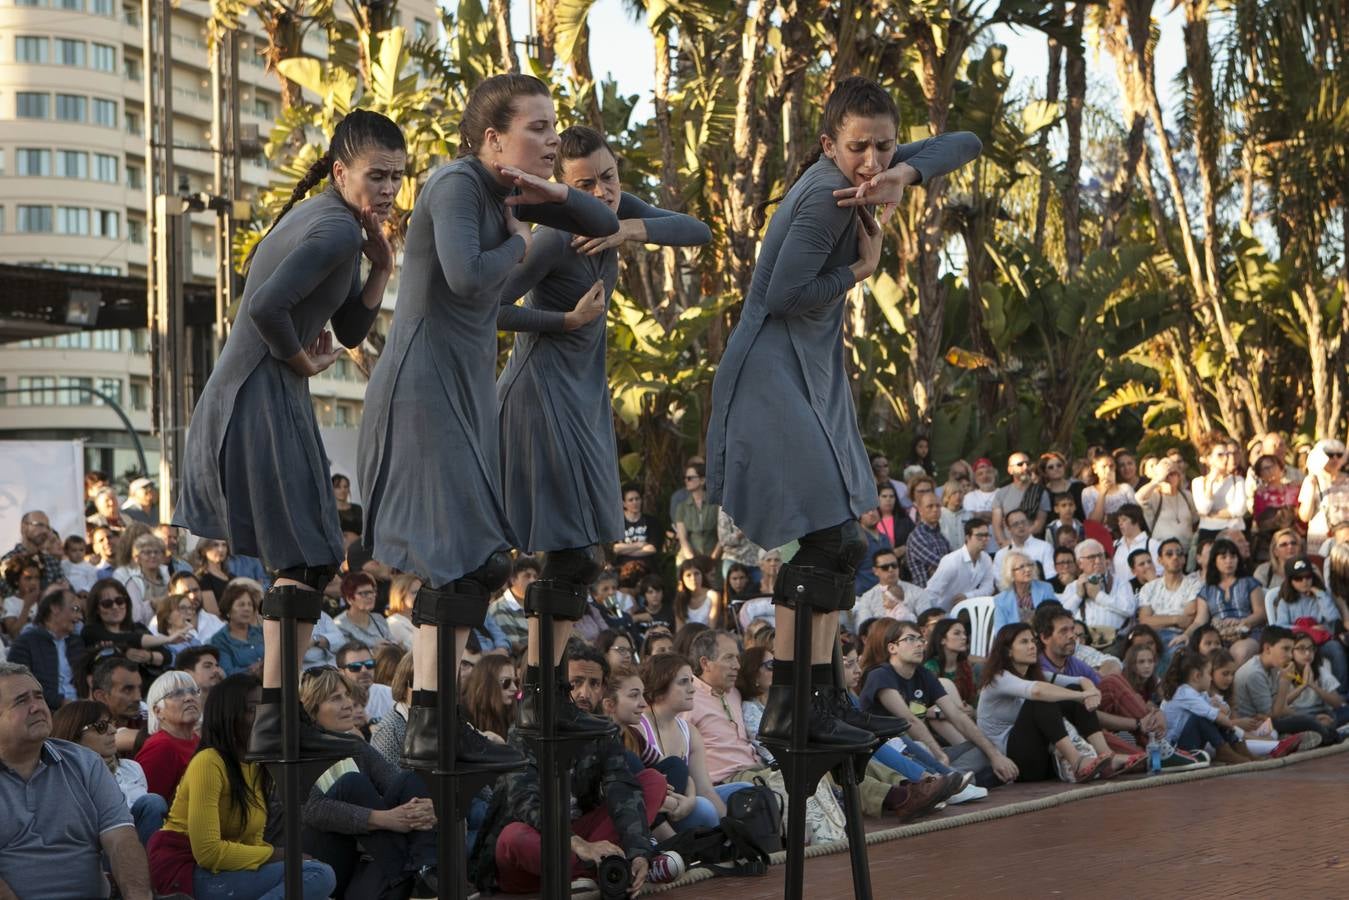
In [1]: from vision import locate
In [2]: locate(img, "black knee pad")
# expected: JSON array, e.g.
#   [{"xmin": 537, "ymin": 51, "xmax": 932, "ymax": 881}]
[
  {"xmin": 790, "ymin": 520, "xmax": 867, "ymax": 576},
  {"xmin": 773, "ymin": 562, "xmax": 853, "ymax": 612},
  {"xmin": 260, "ymin": 584, "xmax": 324, "ymax": 622},
  {"xmin": 462, "ymin": 551, "xmax": 511, "ymax": 594},
  {"xmin": 411, "ymin": 580, "xmax": 491, "ymax": 629},
  {"xmin": 540, "ymin": 546, "xmax": 604, "ymax": 586},
  {"xmin": 272, "ymin": 564, "xmax": 339, "ymax": 592}
]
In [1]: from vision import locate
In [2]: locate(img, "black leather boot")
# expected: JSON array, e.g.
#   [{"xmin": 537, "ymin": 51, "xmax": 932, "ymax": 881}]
[
  {"xmin": 246, "ymin": 689, "xmax": 360, "ymax": 762},
  {"xmin": 400, "ymin": 701, "xmax": 526, "ymax": 771},
  {"xmin": 516, "ymin": 665, "xmax": 614, "ymax": 737},
  {"xmin": 758, "ymin": 684, "xmax": 875, "ymax": 747},
  {"xmin": 830, "ymin": 687, "xmax": 909, "ymax": 739}
]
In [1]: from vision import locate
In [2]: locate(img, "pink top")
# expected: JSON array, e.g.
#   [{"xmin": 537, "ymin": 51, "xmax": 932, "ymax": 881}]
[
  {"xmin": 637, "ymin": 714, "xmax": 689, "ymax": 766},
  {"xmin": 682, "ymin": 677, "xmax": 758, "ymax": 783}
]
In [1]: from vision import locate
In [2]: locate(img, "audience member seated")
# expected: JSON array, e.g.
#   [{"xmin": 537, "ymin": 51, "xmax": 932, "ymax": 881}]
[
  {"xmin": 135, "ymin": 670, "xmax": 201, "ymax": 803},
  {"xmin": 905, "ymin": 493, "xmax": 951, "ymax": 589},
  {"xmin": 1253, "ymin": 528, "xmax": 1304, "ymax": 593},
  {"xmin": 1048, "ymin": 546, "xmax": 1079, "ymax": 593},
  {"xmin": 370, "ymin": 653, "xmax": 415, "ymax": 768},
  {"xmin": 1046, "ymin": 491, "xmax": 1086, "ymax": 551},
  {"xmin": 856, "ymin": 506, "xmax": 894, "ymax": 596},
  {"xmin": 1267, "ymin": 557, "xmax": 1349, "ymax": 687},
  {"xmin": 601, "ymin": 663, "xmax": 682, "ymax": 837},
  {"xmin": 1082, "ymin": 449, "xmax": 1138, "ymax": 529},
  {"xmin": 470, "ymin": 643, "xmax": 678, "ymax": 895},
  {"xmin": 990, "ymin": 452, "xmax": 1048, "ymax": 545},
  {"xmin": 976, "ymin": 624, "xmax": 1131, "ymax": 782},
  {"xmin": 486, "ymin": 557, "xmax": 536, "ymax": 657},
  {"xmin": 8, "ymin": 585, "xmax": 85, "ymax": 708},
  {"xmin": 90, "ymin": 655, "xmax": 147, "ymax": 756},
  {"xmin": 614, "ymin": 483, "xmax": 660, "ymax": 569},
  {"xmin": 1121, "ymin": 642, "xmax": 1161, "ymax": 708},
  {"xmin": 52, "ymin": 698, "xmax": 166, "ymax": 844},
  {"xmin": 190, "ymin": 539, "xmax": 234, "ymax": 606},
  {"xmin": 336, "ymin": 642, "xmax": 394, "ymax": 725},
  {"xmin": 1198, "ymin": 538, "xmax": 1265, "ymax": 665},
  {"xmin": 384, "ymin": 573, "xmax": 420, "ymax": 653},
  {"xmin": 923, "ymin": 618, "xmax": 977, "ymax": 711},
  {"xmin": 633, "ymin": 574, "xmax": 678, "ymax": 635},
  {"xmin": 462, "ymin": 654, "xmax": 518, "ymax": 744},
  {"xmin": 175, "ymin": 645, "xmax": 225, "ymax": 699},
  {"xmin": 84, "ymin": 577, "xmax": 179, "ymax": 683},
  {"xmin": 0, "ymin": 661, "xmax": 153, "ymax": 900},
  {"xmin": 1159, "ymin": 650, "xmax": 1256, "ymax": 763},
  {"xmin": 1136, "ymin": 537, "xmax": 1204, "ymax": 658},
  {"xmin": 673, "ymin": 560, "xmax": 724, "ymax": 631},
  {"xmin": 335, "ymin": 572, "xmax": 394, "ymax": 650},
  {"xmin": 993, "ymin": 508, "xmax": 1055, "ymax": 581},
  {"xmin": 1233, "ymin": 626, "xmax": 1335, "ymax": 748},
  {"xmin": 859, "ymin": 620, "xmax": 1015, "ymax": 784},
  {"xmin": 925, "ymin": 518, "xmax": 996, "ymax": 611},
  {"xmin": 297, "ymin": 667, "xmax": 438, "ymax": 897},
  {"xmin": 876, "ymin": 483, "xmax": 911, "ymax": 549},
  {"xmin": 597, "ymin": 628, "xmax": 637, "ymax": 674},
  {"xmin": 1059, "ymin": 540, "xmax": 1137, "ymax": 649},
  {"xmin": 153, "ymin": 574, "xmax": 225, "ymax": 652},
  {"xmin": 1111, "ymin": 504, "xmax": 1155, "ymax": 589},
  {"xmin": 854, "ymin": 547, "xmax": 934, "ymax": 625},
  {"xmin": 991, "ymin": 550, "xmax": 1059, "ymax": 634},
  {"xmin": 148, "ymin": 673, "xmax": 335, "ymax": 899},
  {"xmin": 939, "ymin": 480, "xmax": 970, "ymax": 551},
  {"xmin": 1284, "ymin": 631, "xmax": 1349, "ymax": 729},
  {"xmin": 2, "ymin": 553, "xmax": 44, "ymax": 639},
  {"xmin": 61, "ymin": 533, "xmax": 99, "ymax": 593},
  {"xmin": 643, "ymin": 626, "xmax": 675, "ymax": 658},
  {"xmin": 116, "ymin": 534, "xmax": 171, "ymax": 627},
  {"xmin": 207, "ymin": 580, "xmax": 265, "ymax": 675}
]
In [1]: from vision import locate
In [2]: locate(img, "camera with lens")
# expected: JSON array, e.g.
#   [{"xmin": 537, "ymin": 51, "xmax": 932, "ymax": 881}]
[{"xmin": 596, "ymin": 855, "xmax": 631, "ymax": 899}]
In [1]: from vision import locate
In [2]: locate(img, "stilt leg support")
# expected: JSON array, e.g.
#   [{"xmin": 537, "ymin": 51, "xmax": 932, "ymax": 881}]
[{"xmin": 761, "ymin": 608, "xmax": 874, "ymax": 900}]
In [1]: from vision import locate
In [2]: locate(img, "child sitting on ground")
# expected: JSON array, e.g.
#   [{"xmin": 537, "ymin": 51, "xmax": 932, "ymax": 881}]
[
  {"xmin": 1160, "ymin": 650, "xmax": 1259, "ymax": 764},
  {"xmin": 1123, "ymin": 642, "xmax": 1161, "ymax": 707}
]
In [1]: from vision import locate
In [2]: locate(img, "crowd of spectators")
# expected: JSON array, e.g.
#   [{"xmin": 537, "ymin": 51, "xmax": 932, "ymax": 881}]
[{"xmin": 2, "ymin": 430, "xmax": 1346, "ymax": 897}]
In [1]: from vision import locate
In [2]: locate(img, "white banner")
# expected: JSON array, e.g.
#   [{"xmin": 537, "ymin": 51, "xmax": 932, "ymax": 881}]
[{"xmin": 0, "ymin": 440, "xmax": 86, "ymax": 547}]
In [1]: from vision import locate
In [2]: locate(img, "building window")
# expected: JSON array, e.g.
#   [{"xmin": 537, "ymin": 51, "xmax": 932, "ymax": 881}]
[
  {"xmin": 94, "ymin": 153, "xmax": 118, "ymax": 183},
  {"xmin": 127, "ymin": 218, "xmax": 145, "ymax": 244},
  {"xmin": 56, "ymin": 94, "xmax": 88, "ymax": 122},
  {"xmin": 92, "ymin": 44, "xmax": 116, "ymax": 72},
  {"xmin": 17, "ymin": 149, "xmax": 52, "ymax": 177},
  {"xmin": 95, "ymin": 377, "xmax": 122, "ymax": 405},
  {"xmin": 129, "ymin": 377, "xmax": 149, "ymax": 410},
  {"xmin": 16, "ymin": 0, "xmax": 48, "ymax": 7},
  {"xmin": 126, "ymin": 164, "xmax": 144, "ymax": 189},
  {"xmin": 17, "ymin": 92, "xmax": 50, "ymax": 119},
  {"xmin": 124, "ymin": 57, "xmax": 141, "ymax": 81},
  {"xmin": 130, "ymin": 329, "xmax": 149, "ymax": 353},
  {"xmin": 252, "ymin": 97, "xmax": 273, "ymax": 118},
  {"xmin": 17, "ymin": 377, "xmax": 58, "ymax": 406},
  {"xmin": 93, "ymin": 0, "xmax": 114, "ymax": 14},
  {"xmin": 415, "ymin": 18, "xmax": 432, "ymax": 41},
  {"xmin": 125, "ymin": 110, "xmax": 142, "ymax": 136},
  {"xmin": 57, "ymin": 150, "xmax": 89, "ymax": 179},
  {"xmin": 94, "ymin": 209, "xmax": 119, "ymax": 238},
  {"xmin": 93, "ymin": 98, "xmax": 117, "ymax": 128},
  {"xmin": 0, "ymin": 208, "xmax": 5, "ymax": 233},
  {"xmin": 58, "ymin": 0, "xmax": 85, "ymax": 9},
  {"xmin": 93, "ymin": 265, "xmax": 121, "ymax": 276},
  {"xmin": 91, "ymin": 331, "xmax": 122, "ymax": 351},
  {"xmin": 18, "ymin": 206, "xmax": 53, "ymax": 232},
  {"xmin": 57, "ymin": 206, "xmax": 91, "ymax": 235},
  {"xmin": 56, "ymin": 38, "xmax": 86, "ymax": 67},
  {"xmin": 16, "ymin": 37, "xmax": 50, "ymax": 63}
]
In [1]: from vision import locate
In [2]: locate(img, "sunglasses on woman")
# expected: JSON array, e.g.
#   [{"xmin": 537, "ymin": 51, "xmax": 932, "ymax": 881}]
[
  {"xmin": 98, "ymin": 597, "xmax": 128, "ymax": 609},
  {"xmin": 80, "ymin": 719, "xmax": 115, "ymax": 735}
]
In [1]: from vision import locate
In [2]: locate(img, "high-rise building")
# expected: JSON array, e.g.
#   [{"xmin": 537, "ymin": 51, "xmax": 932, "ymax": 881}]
[{"xmin": 0, "ymin": 0, "xmax": 437, "ymax": 479}]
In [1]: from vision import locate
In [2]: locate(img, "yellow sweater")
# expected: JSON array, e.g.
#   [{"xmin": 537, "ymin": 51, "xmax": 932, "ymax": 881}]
[{"xmin": 162, "ymin": 749, "xmax": 272, "ymax": 873}]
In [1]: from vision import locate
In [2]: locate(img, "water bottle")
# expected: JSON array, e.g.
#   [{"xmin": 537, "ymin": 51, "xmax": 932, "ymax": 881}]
[{"xmin": 1148, "ymin": 741, "xmax": 1163, "ymax": 774}]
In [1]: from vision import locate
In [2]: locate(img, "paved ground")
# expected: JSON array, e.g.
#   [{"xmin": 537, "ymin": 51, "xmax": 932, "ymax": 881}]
[{"xmin": 655, "ymin": 753, "xmax": 1348, "ymax": 899}]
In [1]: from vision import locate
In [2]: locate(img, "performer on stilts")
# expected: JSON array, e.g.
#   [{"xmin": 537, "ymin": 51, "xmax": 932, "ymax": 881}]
[
  {"xmin": 356, "ymin": 75, "xmax": 620, "ymax": 769},
  {"xmin": 705, "ymin": 77, "xmax": 983, "ymax": 748},
  {"xmin": 175, "ymin": 109, "xmax": 406, "ymax": 761},
  {"xmin": 497, "ymin": 124, "xmax": 712, "ymax": 733}
]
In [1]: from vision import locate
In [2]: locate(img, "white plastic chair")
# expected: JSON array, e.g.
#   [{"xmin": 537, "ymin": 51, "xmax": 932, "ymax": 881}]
[{"xmin": 951, "ymin": 596, "xmax": 997, "ymax": 658}]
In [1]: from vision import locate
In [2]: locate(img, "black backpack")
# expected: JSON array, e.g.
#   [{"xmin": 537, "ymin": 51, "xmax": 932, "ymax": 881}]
[
  {"xmin": 654, "ymin": 817, "xmax": 772, "ymax": 879},
  {"xmin": 723, "ymin": 776, "xmax": 784, "ymax": 853}
]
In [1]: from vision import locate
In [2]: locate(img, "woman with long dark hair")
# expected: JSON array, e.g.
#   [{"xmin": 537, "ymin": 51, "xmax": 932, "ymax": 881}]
[
  {"xmin": 52, "ymin": 699, "xmax": 166, "ymax": 845},
  {"xmin": 673, "ymin": 559, "xmax": 723, "ymax": 630},
  {"xmin": 175, "ymin": 109, "xmax": 405, "ymax": 760},
  {"xmin": 706, "ymin": 76, "xmax": 981, "ymax": 745},
  {"xmin": 462, "ymin": 654, "xmax": 518, "ymax": 742},
  {"xmin": 84, "ymin": 577, "xmax": 185, "ymax": 681},
  {"xmin": 148, "ymin": 673, "xmax": 336, "ymax": 898},
  {"xmin": 1197, "ymin": 537, "xmax": 1264, "ymax": 664},
  {"xmin": 358, "ymin": 75, "xmax": 619, "ymax": 767}
]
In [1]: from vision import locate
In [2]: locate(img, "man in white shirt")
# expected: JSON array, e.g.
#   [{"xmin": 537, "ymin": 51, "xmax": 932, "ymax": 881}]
[
  {"xmin": 925, "ymin": 518, "xmax": 996, "ymax": 612},
  {"xmin": 992, "ymin": 508, "xmax": 1055, "ymax": 581},
  {"xmin": 1136, "ymin": 537, "xmax": 1204, "ymax": 653},
  {"xmin": 1060, "ymin": 539, "xmax": 1137, "ymax": 631},
  {"xmin": 853, "ymin": 548, "xmax": 935, "ymax": 625}
]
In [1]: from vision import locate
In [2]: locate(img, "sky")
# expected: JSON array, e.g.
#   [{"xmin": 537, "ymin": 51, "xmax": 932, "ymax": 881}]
[{"xmin": 495, "ymin": 0, "xmax": 1190, "ymax": 132}]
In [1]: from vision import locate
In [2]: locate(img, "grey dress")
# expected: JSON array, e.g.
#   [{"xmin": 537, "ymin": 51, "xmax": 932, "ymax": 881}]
[
  {"xmin": 358, "ymin": 156, "xmax": 619, "ymax": 586},
  {"xmin": 174, "ymin": 189, "xmax": 375, "ymax": 570},
  {"xmin": 496, "ymin": 193, "xmax": 711, "ymax": 552},
  {"xmin": 705, "ymin": 135, "xmax": 982, "ymax": 551}
]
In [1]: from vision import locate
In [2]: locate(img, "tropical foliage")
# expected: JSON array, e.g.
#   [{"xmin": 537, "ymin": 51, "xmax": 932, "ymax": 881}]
[{"xmin": 211, "ymin": 0, "xmax": 1348, "ymax": 495}]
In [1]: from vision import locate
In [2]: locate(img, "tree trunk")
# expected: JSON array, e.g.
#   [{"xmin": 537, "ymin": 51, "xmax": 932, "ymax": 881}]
[
  {"xmin": 488, "ymin": 0, "xmax": 519, "ymax": 73},
  {"xmin": 534, "ymin": 0, "xmax": 558, "ymax": 68},
  {"xmin": 1062, "ymin": 1, "xmax": 1085, "ymax": 274},
  {"xmin": 1033, "ymin": 0, "xmax": 1063, "ymax": 254}
]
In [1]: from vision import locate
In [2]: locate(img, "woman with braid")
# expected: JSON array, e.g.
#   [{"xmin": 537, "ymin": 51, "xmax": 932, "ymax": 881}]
[
  {"xmin": 175, "ymin": 110, "xmax": 405, "ymax": 759},
  {"xmin": 497, "ymin": 125, "xmax": 710, "ymax": 733},
  {"xmin": 358, "ymin": 75, "xmax": 619, "ymax": 768},
  {"xmin": 706, "ymin": 77, "xmax": 982, "ymax": 746}
]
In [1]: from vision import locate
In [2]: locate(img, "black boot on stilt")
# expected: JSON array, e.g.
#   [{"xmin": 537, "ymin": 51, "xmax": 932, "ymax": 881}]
[{"xmin": 401, "ymin": 692, "xmax": 524, "ymax": 770}]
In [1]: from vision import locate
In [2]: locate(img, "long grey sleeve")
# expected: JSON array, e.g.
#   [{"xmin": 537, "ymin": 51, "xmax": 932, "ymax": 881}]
[
  {"xmin": 429, "ymin": 168, "xmax": 528, "ymax": 299},
  {"xmin": 889, "ymin": 132, "xmax": 983, "ymax": 184},
  {"xmin": 762, "ymin": 183, "xmax": 857, "ymax": 318},
  {"xmin": 247, "ymin": 216, "xmax": 362, "ymax": 359},
  {"xmin": 329, "ymin": 263, "xmax": 380, "ymax": 349},
  {"xmin": 496, "ymin": 227, "xmax": 569, "ymax": 333},
  {"xmin": 616, "ymin": 193, "xmax": 712, "ymax": 247},
  {"xmin": 515, "ymin": 186, "xmax": 620, "ymax": 237}
]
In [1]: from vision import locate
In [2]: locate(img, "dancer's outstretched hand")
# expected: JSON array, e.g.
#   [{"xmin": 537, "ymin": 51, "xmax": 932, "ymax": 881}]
[
  {"xmin": 833, "ymin": 162, "xmax": 919, "ymax": 215},
  {"xmin": 358, "ymin": 206, "xmax": 395, "ymax": 273},
  {"xmin": 573, "ymin": 219, "xmax": 646, "ymax": 255},
  {"xmin": 563, "ymin": 280, "xmax": 606, "ymax": 331},
  {"xmin": 498, "ymin": 165, "xmax": 568, "ymax": 205}
]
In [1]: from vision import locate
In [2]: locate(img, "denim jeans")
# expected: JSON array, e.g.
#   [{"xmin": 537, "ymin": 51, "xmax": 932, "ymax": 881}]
[
  {"xmin": 193, "ymin": 860, "xmax": 335, "ymax": 900},
  {"xmin": 131, "ymin": 793, "xmax": 167, "ymax": 845},
  {"xmin": 304, "ymin": 769, "xmax": 435, "ymax": 895},
  {"xmin": 672, "ymin": 781, "xmax": 754, "ymax": 832},
  {"xmin": 872, "ymin": 740, "xmax": 934, "ymax": 781}
]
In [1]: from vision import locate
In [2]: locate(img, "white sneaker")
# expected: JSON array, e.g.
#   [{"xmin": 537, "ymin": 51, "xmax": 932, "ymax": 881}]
[{"xmin": 946, "ymin": 783, "xmax": 988, "ymax": 804}]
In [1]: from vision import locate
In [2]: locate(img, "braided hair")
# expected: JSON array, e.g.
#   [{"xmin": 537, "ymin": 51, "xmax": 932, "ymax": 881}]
[
  {"xmin": 751, "ymin": 76, "xmax": 898, "ymax": 229},
  {"xmin": 244, "ymin": 108, "xmax": 405, "ymax": 271}
]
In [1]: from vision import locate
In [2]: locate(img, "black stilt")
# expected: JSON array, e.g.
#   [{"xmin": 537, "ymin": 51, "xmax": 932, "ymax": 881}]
[{"xmin": 760, "ymin": 604, "xmax": 875, "ymax": 900}]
